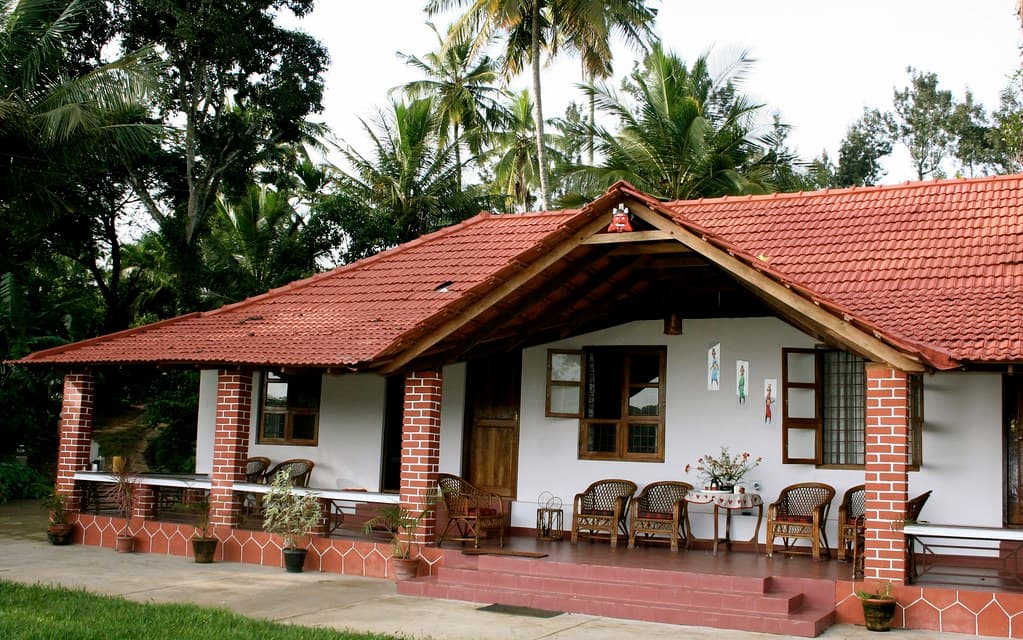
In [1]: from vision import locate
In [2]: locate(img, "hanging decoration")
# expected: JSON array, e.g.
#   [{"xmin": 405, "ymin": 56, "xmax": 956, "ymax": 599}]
[
  {"xmin": 707, "ymin": 343, "xmax": 721, "ymax": 390},
  {"xmin": 607, "ymin": 203, "xmax": 633, "ymax": 233}
]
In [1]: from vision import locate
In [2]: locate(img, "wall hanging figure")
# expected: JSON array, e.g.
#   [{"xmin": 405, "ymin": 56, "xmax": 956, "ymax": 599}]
[
  {"xmin": 764, "ymin": 379, "xmax": 776, "ymax": 423},
  {"xmin": 708, "ymin": 344, "xmax": 721, "ymax": 390},
  {"xmin": 736, "ymin": 361, "xmax": 749, "ymax": 405}
]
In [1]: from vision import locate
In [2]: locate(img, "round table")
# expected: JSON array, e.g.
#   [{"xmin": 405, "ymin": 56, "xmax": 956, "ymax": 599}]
[{"xmin": 684, "ymin": 490, "xmax": 764, "ymax": 555}]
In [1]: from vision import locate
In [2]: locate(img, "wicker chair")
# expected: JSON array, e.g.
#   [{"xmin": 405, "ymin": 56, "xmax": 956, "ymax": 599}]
[
  {"xmin": 628, "ymin": 481, "xmax": 693, "ymax": 552},
  {"xmin": 837, "ymin": 484, "xmax": 866, "ymax": 562},
  {"xmin": 436, "ymin": 473, "xmax": 505, "ymax": 548},
  {"xmin": 570, "ymin": 479, "xmax": 637, "ymax": 549},
  {"xmin": 266, "ymin": 458, "xmax": 314, "ymax": 487},
  {"xmin": 766, "ymin": 482, "xmax": 836, "ymax": 561},
  {"xmin": 244, "ymin": 456, "xmax": 271, "ymax": 484}
]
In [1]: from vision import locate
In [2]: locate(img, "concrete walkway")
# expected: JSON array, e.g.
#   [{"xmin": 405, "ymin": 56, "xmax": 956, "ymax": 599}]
[{"xmin": 0, "ymin": 500, "xmax": 994, "ymax": 639}]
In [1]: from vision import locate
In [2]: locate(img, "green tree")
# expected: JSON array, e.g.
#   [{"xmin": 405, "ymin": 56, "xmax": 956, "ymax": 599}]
[
  {"xmin": 397, "ymin": 22, "xmax": 509, "ymax": 191},
  {"xmin": 112, "ymin": 0, "xmax": 329, "ymax": 309},
  {"xmin": 990, "ymin": 71, "xmax": 1023, "ymax": 174},
  {"xmin": 832, "ymin": 108, "xmax": 895, "ymax": 187},
  {"xmin": 891, "ymin": 67, "xmax": 954, "ymax": 180},
  {"xmin": 428, "ymin": 0, "xmax": 654, "ymax": 209},
  {"xmin": 321, "ymin": 98, "xmax": 482, "ymax": 262},
  {"xmin": 199, "ymin": 185, "xmax": 315, "ymax": 305},
  {"xmin": 563, "ymin": 45, "xmax": 785, "ymax": 200}
]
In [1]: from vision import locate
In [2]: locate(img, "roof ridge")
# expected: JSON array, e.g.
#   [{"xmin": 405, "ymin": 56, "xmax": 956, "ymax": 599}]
[{"xmin": 664, "ymin": 173, "xmax": 1021, "ymax": 206}]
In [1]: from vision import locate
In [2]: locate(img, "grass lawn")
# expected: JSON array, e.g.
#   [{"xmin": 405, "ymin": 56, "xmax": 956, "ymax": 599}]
[{"xmin": 0, "ymin": 581, "xmax": 399, "ymax": 640}]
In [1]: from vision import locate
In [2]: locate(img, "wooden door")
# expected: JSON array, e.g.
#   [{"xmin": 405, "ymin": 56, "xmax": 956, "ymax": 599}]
[
  {"xmin": 465, "ymin": 352, "xmax": 521, "ymax": 499},
  {"xmin": 1006, "ymin": 375, "xmax": 1023, "ymax": 526}
]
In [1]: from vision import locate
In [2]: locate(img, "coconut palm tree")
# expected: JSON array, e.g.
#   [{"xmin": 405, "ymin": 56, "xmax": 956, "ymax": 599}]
[
  {"xmin": 565, "ymin": 44, "xmax": 784, "ymax": 201},
  {"xmin": 397, "ymin": 22, "xmax": 509, "ymax": 191},
  {"xmin": 199, "ymin": 185, "xmax": 314, "ymax": 305},
  {"xmin": 428, "ymin": 0, "xmax": 657, "ymax": 209},
  {"xmin": 328, "ymin": 98, "xmax": 481, "ymax": 259}
]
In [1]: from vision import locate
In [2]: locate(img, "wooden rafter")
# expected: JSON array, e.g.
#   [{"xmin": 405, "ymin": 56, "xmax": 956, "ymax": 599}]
[
  {"xmin": 381, "ymin": 214, "xmax": 614, "ymax": 374},
  {"xmin": 626, "ymin": 200, "xmax": 926, "ymax": 373}
]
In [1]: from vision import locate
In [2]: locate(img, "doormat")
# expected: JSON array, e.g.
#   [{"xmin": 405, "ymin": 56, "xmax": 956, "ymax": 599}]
[
  {"xmin": 477, "ymin": 603, "xmax": 563, "ymax": 618},
  {"xmin": 461, "ymin": 549, "xmax": 548, "ymax": 558}
]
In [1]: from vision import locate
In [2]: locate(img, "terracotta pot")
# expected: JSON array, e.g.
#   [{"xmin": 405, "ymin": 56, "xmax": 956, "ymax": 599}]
[
  {"xmin": 283, "ymin": 547, "xmax": 307, "ymax": 573},
  {"xmin": 861, "ymin": 597, "xmax": 897, "ymax": 631},
  {"xmin": 47, "ymin": 524, "xmax": 73, "ymax": 546},
  {"xmin": 390, "ymin": 556, "xmax": 420, "ymax": 581},
  {"xmin": 191, "ymin": 537, "xmax": 218, "ymax": 563},
  {"xmin": 115, "ymin": 534, "xmax": 135, "ymax": 553}
]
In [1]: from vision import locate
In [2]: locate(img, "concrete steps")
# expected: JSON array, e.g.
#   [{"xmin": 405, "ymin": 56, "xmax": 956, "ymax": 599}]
[{"xmin": 398, "ymin": 553, "xmax": 835, "ymax": 637}]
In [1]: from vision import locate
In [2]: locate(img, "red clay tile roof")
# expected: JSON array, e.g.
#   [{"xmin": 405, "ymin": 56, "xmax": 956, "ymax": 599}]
[
  {"xmin": 17, "ymin": 174, "xmax": 1023, "ymax": 369},
  {"xmin": 18, "ymin": 210, "xmax": 577, "ymax": 368},
  {"xmin": 657, "ymin": 174, "xmax": 1023, "ymax": 365}
]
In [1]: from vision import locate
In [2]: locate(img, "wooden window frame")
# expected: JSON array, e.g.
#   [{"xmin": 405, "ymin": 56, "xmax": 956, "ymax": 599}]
[
  {"xmin": 257, "ymin": 371, "xmax": 321, "ymax": 446},
  {"xmin": 545, "ymin": 349, "xmax": 584, "ymax": 417},
  {"xmin": 576, "ymin": 346, "xmax": 666, "ymax": 463},
  {"xmin": 781, "ymin": 348, "xmax": 923, "ymax": 470}
]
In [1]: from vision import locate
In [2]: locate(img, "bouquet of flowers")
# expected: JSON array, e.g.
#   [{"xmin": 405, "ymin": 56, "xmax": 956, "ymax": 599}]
[{"xmin": 685, "ymin": 447, "xmax": 762, "ymax": 489}]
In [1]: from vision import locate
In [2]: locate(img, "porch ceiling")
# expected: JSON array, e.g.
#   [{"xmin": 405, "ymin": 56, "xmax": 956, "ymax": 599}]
[{"xmin": 403, "ymin": 236, "xmax": 775, "ymax": 366}]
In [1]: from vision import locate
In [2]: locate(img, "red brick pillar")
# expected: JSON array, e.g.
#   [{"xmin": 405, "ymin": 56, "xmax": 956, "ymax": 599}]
[
  {"xmin": 56, "ymin": 371, "xmax": 95, "ymax": 511},
  {"xmin": 863, "ymin": 364, "xmax": 910, "ymax": 583},
  {"xmin": 209, "ymin": 370, "xmax": 253, "ymax": 528},
  {"xmin": 400, "ymin": 370, "xmax": 442, "ymax": 549}
]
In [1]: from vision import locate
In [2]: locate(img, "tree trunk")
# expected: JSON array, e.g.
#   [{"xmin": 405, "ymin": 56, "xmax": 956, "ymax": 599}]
[{"xmin": 531, "ymin": 1, "xmax": 549, "ymax": 211}]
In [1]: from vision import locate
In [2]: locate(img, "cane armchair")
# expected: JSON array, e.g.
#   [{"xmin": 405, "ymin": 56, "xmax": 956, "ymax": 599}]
[
  {"xmin": 571, "ymin": 479, "xmax": 637, "ymax": 549},
  {"xmin": 266, "ymin": 458, "xmax": 314, "ymax": 487},
  {"xmin": 437, "ymin": 473, "xmax": 505, "ymax": 548},
  {"xmin": 837, "ymin": 484, "xmax": 866, "ymax": 562},
  {"xmin": 244, "ymin": 456, "xmax": 271, "ymax": 484},
  {"xmin": 628, "ymin": 481, "xmax": 693, "ymax": 552},
  {"xmin": 766, "ymin": 482, "xmax": 836, "ymax": 561}
]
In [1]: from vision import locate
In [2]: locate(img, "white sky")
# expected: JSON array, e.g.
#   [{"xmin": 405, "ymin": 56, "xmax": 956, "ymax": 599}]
[{"xmin": 290, "ymin": 0, "xmax": 1022, "ymax": 185}]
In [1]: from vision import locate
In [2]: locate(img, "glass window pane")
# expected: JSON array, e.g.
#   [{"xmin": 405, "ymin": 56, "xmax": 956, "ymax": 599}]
[
  {"xmin": 265, "ymin": 381, "xmax": 289, "ymax": 407},
  {"xmin": 262, "ymin": 413, "xmax": 285, "ymax": 439},
  {"xmin": 586, "ymin": 422, "xmax": 617, "ymax": 453},
  {"xmin": 291, "ymin": 414, "xmax": 317, "ymax": 441},
  {"xmin": 786, "ymin": 351, "xmax": 816, "ymax": 384},
  {"xmin": 630, "ymin": 353, "xmax": 660, "ymax": 385},
  {"xmin": 627, "ymin": 424, "xmax": 657, "ymax": 453},
  {"xmin": 550, "ymin": 385, "xmax": 581, "ymax": 414},
  {"xmin": 787, "ymin": 387, "xmax": 816, "ymax": 419},
  {"xmin": 787, "ymin": 427, "xmax": 816, "ymax": 460},
  {"xmin": 628, "ymin": 387, "xmax": 659, "ymax": 416},
  {"xmin": 288, "ymin": 374, "xmax": 321, "ymax": 409},
  {"xmin": 551, "ymin": 352, "xmax": 582, "ymax": 382}
]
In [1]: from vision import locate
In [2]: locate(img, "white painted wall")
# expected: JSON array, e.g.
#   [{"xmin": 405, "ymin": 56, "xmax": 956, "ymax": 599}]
[{"xmin": 192, "ymin": 318, "xmax": 1005, "ymax": 546}]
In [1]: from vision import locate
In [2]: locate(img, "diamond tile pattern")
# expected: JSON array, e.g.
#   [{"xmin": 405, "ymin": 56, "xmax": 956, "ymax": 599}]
[
  {"xmin": 19, "ymin": 175, "xmax": 1023, "ymax": 368},
  {"xmin": 660, "ymin": 175, "xmax": 1023, "ymax": 364}
]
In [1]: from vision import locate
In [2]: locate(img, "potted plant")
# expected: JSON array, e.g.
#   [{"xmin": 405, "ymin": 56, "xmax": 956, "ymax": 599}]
[
  {"xmin": 363, "ymin": 497, "xmax": 436, "ymax": 581},
  {"xmin": 261, "ymin": 469, "xmax": 321, "ymax": 572},
  {"xmin": 190, "ymin": 494, "xmax": 217, "ymax": 563},
  {"xmin": 685, "ymin": 446, "xmax": 762, "ymax": 492},
  {"xmin": 41, "ymin": 489, "xmax": 73, "ymax": 545},
  {"xmin": 104, "ymin": 462, "xmax": 138, "ymax": 553},
  {"xmin": 857, "ymin": 581, "xmax": 897, "ymax": 632}
]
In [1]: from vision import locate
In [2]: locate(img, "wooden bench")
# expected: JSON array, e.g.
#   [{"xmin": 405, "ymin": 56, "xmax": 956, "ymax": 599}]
[{"xmin": 904, "ymin": 523, "xmax": 1023, "ymax": 585}]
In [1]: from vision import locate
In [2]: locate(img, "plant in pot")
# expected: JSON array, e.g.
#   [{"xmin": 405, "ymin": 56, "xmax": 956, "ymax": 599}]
[
  {"xmin": 104, "ymin": 463, "xmax": 138, "ymax": 553},
  {"xmin": 190, "ymin": 494, "xmax": 217, "ymax": 563},
  {"xmin": 857, "ymin": 581, "xmax": 897, "ymax": 632},
  {"xmin": 363, "ymin": 497, "xmax": 436, "ymax": 581},
  {"xmin": 41, "ymin": 489, "xmax": 73, "ymax": 545},
  {"xmin": 261, "ymin": 469, "xmax": 321, "ymax": 573}
]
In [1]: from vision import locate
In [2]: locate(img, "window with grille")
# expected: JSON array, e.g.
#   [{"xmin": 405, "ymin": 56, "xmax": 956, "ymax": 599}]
[{"xmin": 781, "ymin": 348, "xmax": 921, "ymax": 468}]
